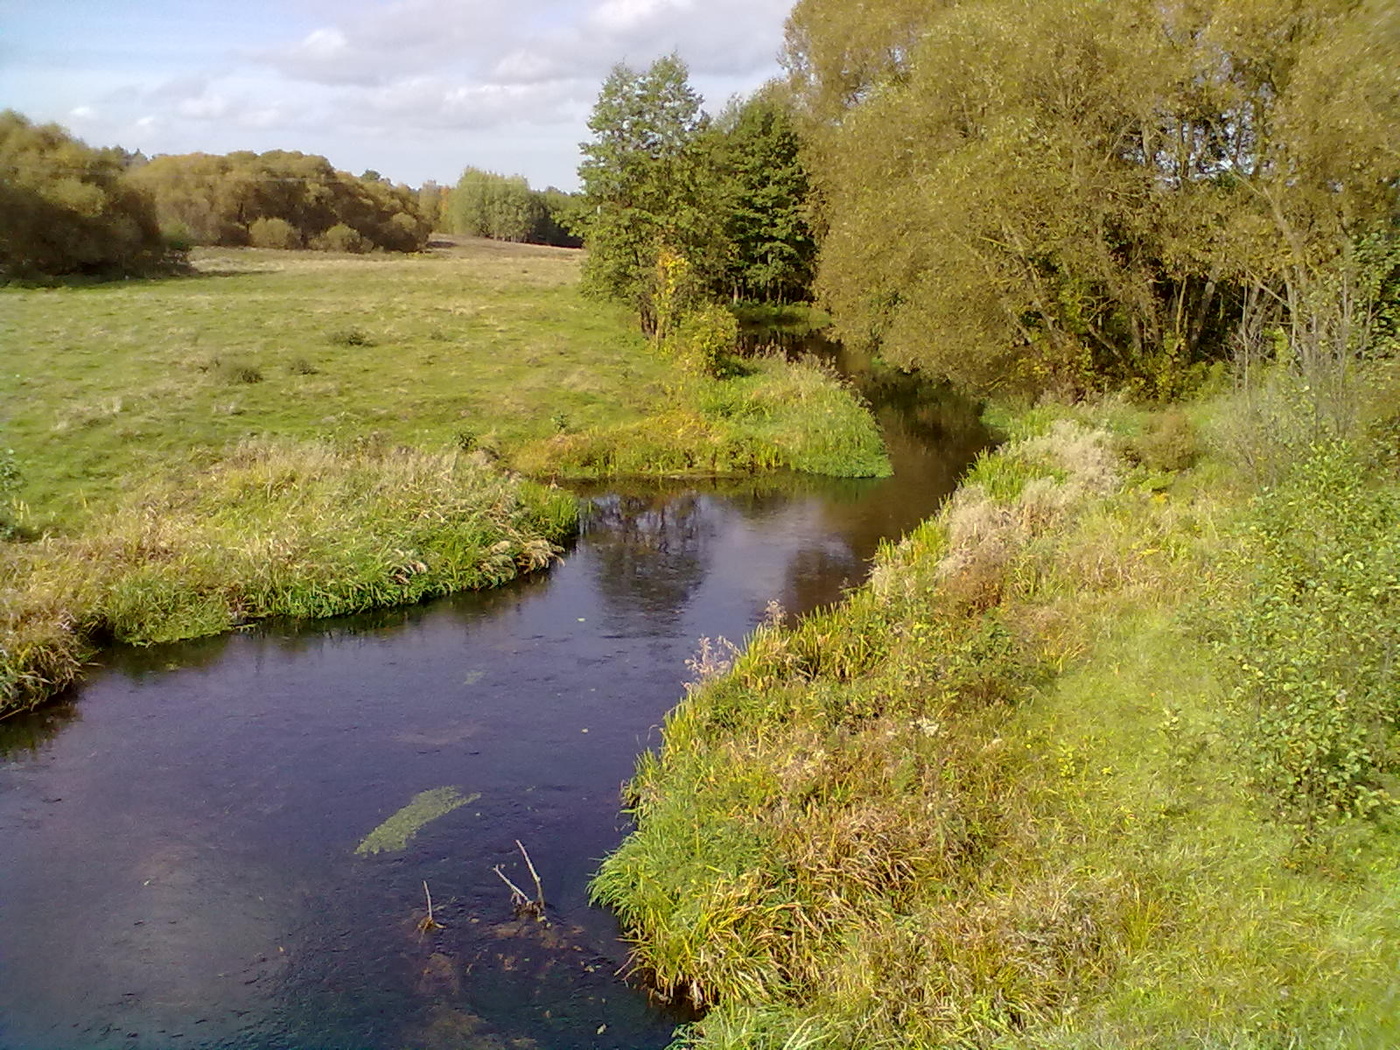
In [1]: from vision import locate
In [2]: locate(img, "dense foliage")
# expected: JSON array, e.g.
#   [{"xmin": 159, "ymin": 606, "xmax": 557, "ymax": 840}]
[
  {"xmin": 448, "ymin": 168, "xmax": 581, "ymax": 246},
  {"xmin": 129, "ymin": 150, "xmax": 431, "ymax": 252},
  {"xmin": 0, "ymin": 109, "xmax": 167, "ymax": 278},
  {"xmin": 575, "ymin": 57, "xmax": 818, "ymax": 330},
  {"xmin": 785, "ymin": 0, "xmax": 1400, "ymax": 396}
]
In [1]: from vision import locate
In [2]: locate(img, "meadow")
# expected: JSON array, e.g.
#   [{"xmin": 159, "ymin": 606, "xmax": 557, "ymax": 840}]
[
  {"xmin": 0, "ymin": 239, "xmax": 888, "ymax": 715},
  {"xmin": 3, "ymin": 239, "xmax": 667, "ymax": 522}
]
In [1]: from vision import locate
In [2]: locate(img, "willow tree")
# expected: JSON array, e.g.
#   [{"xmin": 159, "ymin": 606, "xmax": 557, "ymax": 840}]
[{"xmin": 786, "ymin": 0, "xmax": 1400, "ymax": 396}]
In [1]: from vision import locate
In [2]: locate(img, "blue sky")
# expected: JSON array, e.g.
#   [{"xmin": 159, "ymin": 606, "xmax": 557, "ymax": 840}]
[{"xmin": 0, "ymin": 0, "xmax": 794, "ymax": 190}]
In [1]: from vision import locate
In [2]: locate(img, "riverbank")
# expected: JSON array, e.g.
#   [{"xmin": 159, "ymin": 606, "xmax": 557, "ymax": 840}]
[
  {"xmin": 593, "ymin": 369, "xmax": 1400, "ymax": 1047},
  {"xmin": 1, "ymin": 242, "xmax": 888, "ymax": 717},
  {"xmin": 0, "ymin": 441, "xmax": 576, "ymax": 715}
]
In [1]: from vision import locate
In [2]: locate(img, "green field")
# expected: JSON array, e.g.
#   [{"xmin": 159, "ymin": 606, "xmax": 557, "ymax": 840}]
[{"xmin": 2, "ymin": 239, "xmax": 670, "ymax": 522}]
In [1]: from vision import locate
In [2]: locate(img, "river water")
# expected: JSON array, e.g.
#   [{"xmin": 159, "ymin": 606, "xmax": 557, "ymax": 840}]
[{"xmin": 0, "ymin": 344, "xmax": 987, "ymax": 1050}]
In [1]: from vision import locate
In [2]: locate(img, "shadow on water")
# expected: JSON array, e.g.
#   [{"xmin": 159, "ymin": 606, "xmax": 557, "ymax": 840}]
[{"xmin": 0, "ymin": 336, "xmax": 989, "ymax": 1050}]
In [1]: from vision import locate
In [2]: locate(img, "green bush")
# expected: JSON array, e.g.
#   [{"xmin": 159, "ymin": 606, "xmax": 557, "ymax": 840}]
[
  {"xmin": 0, "ymin": 447, "xmax": 21, "ymax": 539},
  {"xmin": 316, "ymin": 223, "xmax": 369, "ymax": 254},
  {"xmin": 666, "ymin": 303, "xmax": 740, "ymax": 377},
  {"xmin": 1219, "ymin": 441, "xmax": 1400, "ymax": 827},
  {"xmin": 1130, "ymin": 408, "xmax": 1201, "ymax": 473},
  {"xmin": 247, "ymin": 216, "xmax": 301, "ymax": 249}
]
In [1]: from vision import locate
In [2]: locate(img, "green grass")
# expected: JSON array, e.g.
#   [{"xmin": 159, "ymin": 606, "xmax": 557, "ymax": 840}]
[
  {"xmin": 1, "ymin": 239, "xmax": 671, "ymax": 523},
  {"xmin": 515, "ymin": 354, "xmax": 891, "ymax": 480},
  {"xmin": 591, "ymin": 383, "xmax": 1400, "ymax": 1048}
]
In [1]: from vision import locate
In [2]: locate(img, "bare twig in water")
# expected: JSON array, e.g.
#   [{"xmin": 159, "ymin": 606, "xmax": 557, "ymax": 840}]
[
  {"xmin": 516, "ymin": 839, "xmax": 545, "ymax": 910},
  {"xmin": 417, "ymin": 880, "xmax": 445, "ymax": 934},
  {"xmin": 492, "ymin": 840, "xmax": 547, "ymax": 921}
]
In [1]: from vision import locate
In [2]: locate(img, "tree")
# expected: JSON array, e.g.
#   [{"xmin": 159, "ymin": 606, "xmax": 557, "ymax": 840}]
[
  {"xmin": 0, "ymin": 110, "xmax": 167, "ymax": 278},
  {"xmin": 575, "ymin": 55, "xmax": 728, "ymax": 331},
  {"xmin": 709, "ymin": 89, "xmax": 816, "ymax": 303},
  {"xmin": 784, "ymin": 0, "xmax": 1400, "ymax": 397},
  {"xmin": 450, "ymin": 168, "xmax": 542, "ymax": 242},
  {"xmin": 130, "ymin": 150, "xmax": 430, "ymax": 253}
]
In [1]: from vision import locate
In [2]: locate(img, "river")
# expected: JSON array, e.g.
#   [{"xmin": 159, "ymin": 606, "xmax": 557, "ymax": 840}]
[{"xmin": 0, "ymin": 341, "xmax": 988, "ymax": 1050}]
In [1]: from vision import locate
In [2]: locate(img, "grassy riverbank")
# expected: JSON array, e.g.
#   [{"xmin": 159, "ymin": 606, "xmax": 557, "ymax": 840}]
[
  {"xmin": 593, "ymin": 368, "xmax": 1400, "ymax": 1048},
  {"xmin": 0, "ymin": 441, "xmax": 576, "ymax": 714},
  {"xmin": 1, "ymin": 240, "xmax": 887, "ymax": 715}
]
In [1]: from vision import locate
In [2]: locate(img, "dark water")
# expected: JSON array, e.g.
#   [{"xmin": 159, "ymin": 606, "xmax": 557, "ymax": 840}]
[{"xmin": 0, "ymin": 347, "xmax": 987, "ymax": 1050}]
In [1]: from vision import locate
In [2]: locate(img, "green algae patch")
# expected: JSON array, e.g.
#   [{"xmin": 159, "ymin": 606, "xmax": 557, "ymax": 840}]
[{"xmin": 355, "ymin": 787, "xmax": 480, "ymax": 856}]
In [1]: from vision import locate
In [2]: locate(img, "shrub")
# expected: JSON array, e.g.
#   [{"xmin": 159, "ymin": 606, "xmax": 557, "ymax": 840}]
[
  {"xmin": 1218, "ymin": 442, "xmax": 1400, "ymax": 827},
  {"xmin": 1130, "ymin": 409, "xmax": 1201, "ymax": 473},
  {"xmin": 666, "ymin": 303, "xmax": 740, "ymax": 378},
  {"xmin": 0, "ymin": 447, "xmax": 21, "ymax": 539},
  {"xmin": 247, "ymin": 216, "xmax": 301, "ymax": 250},
  {"xmin": 315, "ymin": 223, "xmax": 368, "ymax": 254},
  {"xmin": 326, "ymin": 326, "xmax": 373, "ymax": 347}
]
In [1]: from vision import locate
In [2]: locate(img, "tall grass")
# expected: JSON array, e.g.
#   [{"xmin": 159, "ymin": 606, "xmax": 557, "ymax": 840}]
[
  {"xmin": 592, "ymin": 383, "xmax": 1400, "ymax": 1048},
  {"xmin": 0, "ymin": 439, "xmax": 575, "ymax": 716}
]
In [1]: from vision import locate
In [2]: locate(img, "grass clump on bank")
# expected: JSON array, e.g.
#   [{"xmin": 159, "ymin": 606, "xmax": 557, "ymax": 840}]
[
  {"xmin": 592, "ymin": 371, "xmax": 1400, "ymax": 1048},
  {"xmin": 515, "ymin": 354, "xmax": 891, "ymax": 480},
  {"xmin": 0, "ymin": 440, "xmax": 575, "ymax": 716}
]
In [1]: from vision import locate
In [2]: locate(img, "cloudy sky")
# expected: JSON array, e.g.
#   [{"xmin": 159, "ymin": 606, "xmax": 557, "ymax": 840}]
[{"xmin": 0, "ymin": 0, "xmax": 794, "ymax": 190}]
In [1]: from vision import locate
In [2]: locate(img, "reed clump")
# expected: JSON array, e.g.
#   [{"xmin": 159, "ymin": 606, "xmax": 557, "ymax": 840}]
[
  {"xmin": 0, "ymin": 439, "xmax": 575, "ymax": 716},
  {"xmin": 593, "ymin": 382, "xmax": 1400, "ymax": 1048}
]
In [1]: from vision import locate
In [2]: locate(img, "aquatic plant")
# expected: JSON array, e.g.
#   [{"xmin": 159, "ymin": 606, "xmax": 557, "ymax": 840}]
[{"xmin": 356, "ymin": 787, "xmax": 480, "ymax": 855}]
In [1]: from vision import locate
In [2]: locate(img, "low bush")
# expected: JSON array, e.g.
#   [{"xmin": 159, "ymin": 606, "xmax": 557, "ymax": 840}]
[
  {"xmin": 247, "ymin": 216, "xmax": 301, "ymax": 250},
  {"xmin": 315, "ymin": 223, "xmax": 369, "ymax": 254},
  {"xmin": 1215, "ymin": 441, "xmax": 1400, "ymax": 827}
]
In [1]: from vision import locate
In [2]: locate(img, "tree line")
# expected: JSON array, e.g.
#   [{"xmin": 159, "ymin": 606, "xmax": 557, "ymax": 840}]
[
  {"xmin": 574, "ymin": 0, "xmax": 1398, "ymax": 397},
  {"xmin": 129, "ymin": 151, "xmax": 431, "ymax": 253}
]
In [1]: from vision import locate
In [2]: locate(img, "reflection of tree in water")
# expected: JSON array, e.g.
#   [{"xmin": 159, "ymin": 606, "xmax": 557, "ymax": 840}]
[
  {"xmin": 583, "ymin": 492, "xmax": 712, "ymax": 633},
  {"xmin": 0, "ymin": 696, "xmax": 80, "ymax": 757}
]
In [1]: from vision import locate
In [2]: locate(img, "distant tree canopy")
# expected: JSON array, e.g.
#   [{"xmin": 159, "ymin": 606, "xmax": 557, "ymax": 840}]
[
  {"xmin": 0, "ymin": 109, "xmax": 167, "ymax": 279},
  {"xmin": 129, "ymin": 150, "xmax": 431, "ymax": 253},
  {"xmin": 785, "ymin": 0, "xmax": 1400, "ymax": 396},
  {"xmin": 447, "ymin": 168, "xmax": 582, "ymax": 248}
]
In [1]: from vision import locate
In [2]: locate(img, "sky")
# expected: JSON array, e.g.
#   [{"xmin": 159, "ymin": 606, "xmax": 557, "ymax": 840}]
[{"xmin": 0, "ymin": 0, "xmax": 794, "ymax": 191}]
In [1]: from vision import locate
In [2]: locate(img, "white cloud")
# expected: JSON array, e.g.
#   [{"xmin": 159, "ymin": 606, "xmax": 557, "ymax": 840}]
[
  {"xmin": 8, "ymin": 0, "xmax": 793, "ymax": 187},
  {"xmin": 176, "ymin": 94, "xmax": 231, "ymax": 120},
  {"xmin": 589, "ymin": 0, "xmax": 691, "ymax": 34}
]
